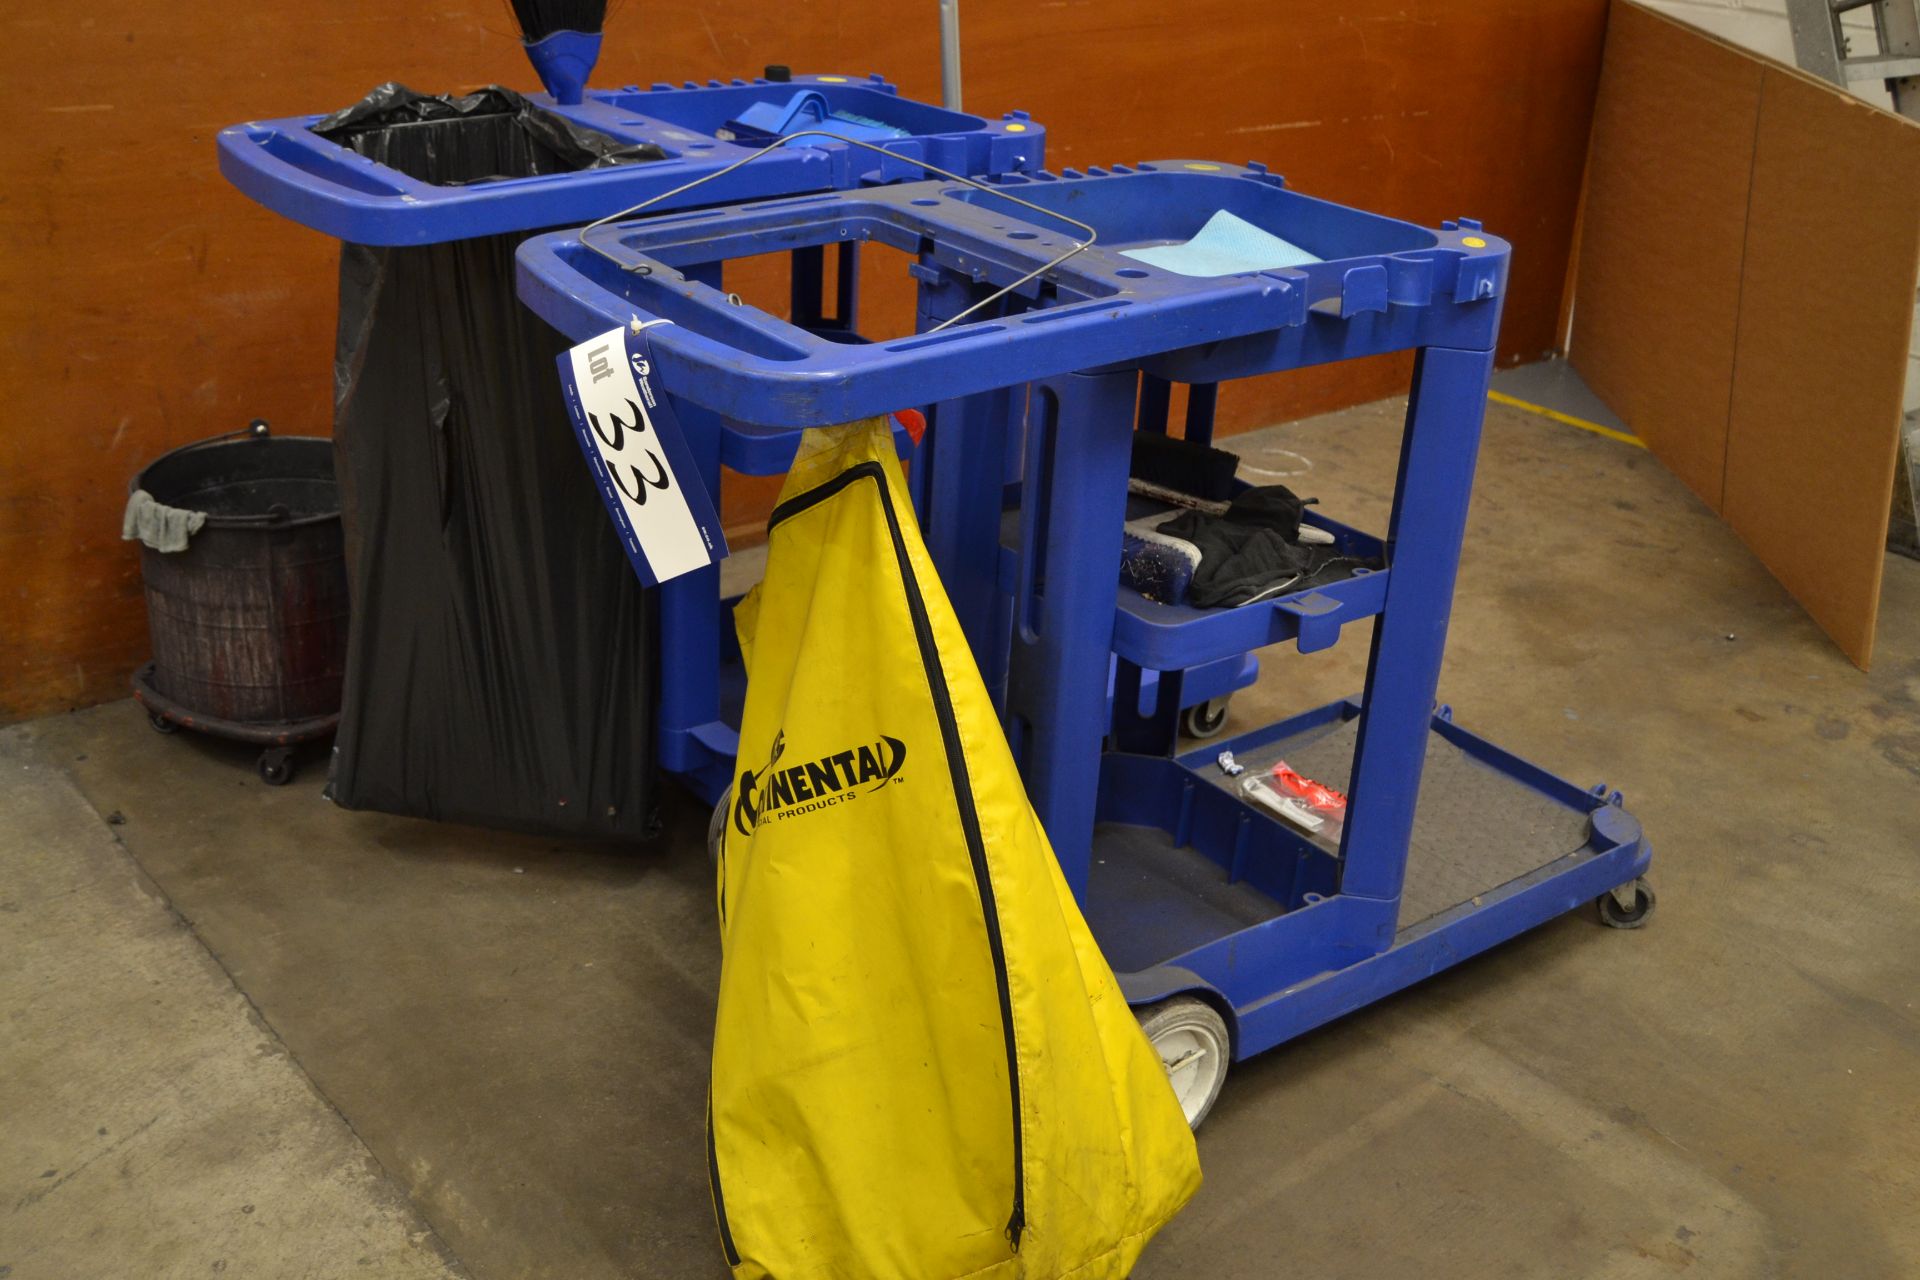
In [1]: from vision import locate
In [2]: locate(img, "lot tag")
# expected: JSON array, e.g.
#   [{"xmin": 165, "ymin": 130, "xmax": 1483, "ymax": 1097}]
[{"xmin": 558, "ymin": 322, "xmax": 726, "ymax": 586}]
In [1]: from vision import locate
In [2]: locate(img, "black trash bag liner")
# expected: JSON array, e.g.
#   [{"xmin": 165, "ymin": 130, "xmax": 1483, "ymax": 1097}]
[
  {"xmin": 314, "ymin": 82, "xmax": 665, "ymax": 186},
  {"xmin": 325, "ymin": 229, "xmax": 660, "ymax": 841}
]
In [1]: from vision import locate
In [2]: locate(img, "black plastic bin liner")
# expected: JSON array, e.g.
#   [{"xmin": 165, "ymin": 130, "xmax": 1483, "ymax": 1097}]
[
  {"xmin": 314, "ymin": 82, "xmax": 665, "ymax": 186},
  {"xmin": 323, "ymin": 85, "xmax": 665, "ymax": 841}
]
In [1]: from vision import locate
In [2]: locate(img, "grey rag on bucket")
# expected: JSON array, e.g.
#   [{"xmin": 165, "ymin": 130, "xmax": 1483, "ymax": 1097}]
[{"xmin": 122, "ymin": 489, "xmax": 207, "ymax": 553}]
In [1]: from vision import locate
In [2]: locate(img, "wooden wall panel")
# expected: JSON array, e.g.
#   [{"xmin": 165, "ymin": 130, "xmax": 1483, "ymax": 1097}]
[
  {"xmin": 1567, "ymin": 1, "xmax": 1920, "ymax": 669},
  {"xmin": 0, "ymin": 1, "xmax": 1610, "ymax": 720},
  {"xmin": 1568, "ymin": 1, "xmax": 1761, "ymax": 509},
  {"xmin": 1721, "ymin": 69, "xmax": 1920, "ymax": 668}
]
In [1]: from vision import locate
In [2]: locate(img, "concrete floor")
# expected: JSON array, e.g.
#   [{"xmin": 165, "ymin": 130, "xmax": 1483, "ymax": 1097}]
[
  {"xmin": 1, "ymin": 735, "xmax": 463, "ymax": 1278},
  {"xmin": 5, "ymin": 395, "xmax": 1919, "ymax": 1279},
  {"xmin": 1490, "ymin": 356, "xmax": 1635, "ymax": 436}
]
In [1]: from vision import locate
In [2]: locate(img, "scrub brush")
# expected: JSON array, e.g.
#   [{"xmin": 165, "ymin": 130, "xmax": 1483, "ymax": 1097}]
[{"xmin": 1129, "ymin": 432, "xmax": 1238, "ymax": 514}]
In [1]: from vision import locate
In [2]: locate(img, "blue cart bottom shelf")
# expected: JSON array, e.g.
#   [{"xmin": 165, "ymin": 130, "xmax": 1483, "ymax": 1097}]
[{"xmin": 1091, "ymin": 698, "xmax": 1652, "ymax": 1060}]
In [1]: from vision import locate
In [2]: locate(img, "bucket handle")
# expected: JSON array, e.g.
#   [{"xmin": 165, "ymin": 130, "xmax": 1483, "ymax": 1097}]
[
  {"xmin": 208, "ymin": 419, "xmax": 298, "ymax": 526},
  {"xmin": 204, "ymin": 417, "xmax": 273, "ymax": 444}
]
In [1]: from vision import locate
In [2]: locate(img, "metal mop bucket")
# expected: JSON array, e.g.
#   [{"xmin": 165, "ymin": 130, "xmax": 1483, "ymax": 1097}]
[{"xmin": 126, "ymin": 420, "xmax": 349, "ymax": 784}]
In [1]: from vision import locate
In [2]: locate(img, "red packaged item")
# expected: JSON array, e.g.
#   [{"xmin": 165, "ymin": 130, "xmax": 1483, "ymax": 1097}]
[{"xmin": 1269, "ymin": 760, "xmax": 1347, "ymax": 820}]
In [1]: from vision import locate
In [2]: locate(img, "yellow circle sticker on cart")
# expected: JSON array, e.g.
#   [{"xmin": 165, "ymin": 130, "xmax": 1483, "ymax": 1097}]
[
  {"xmin": 818, "ymin": 75, "xmax": 847, "ymax": 82},
  {"xmin": 1183, "ymin": 163, "xmax": 1222, "ymax": 171},
  {"xmin": 1462, "ymin": 236, "xmax": 1487, "ymax": 248},
  {"xmin": 1005, "ymin": 123, "xmax": 1027, "ymax": 132}
]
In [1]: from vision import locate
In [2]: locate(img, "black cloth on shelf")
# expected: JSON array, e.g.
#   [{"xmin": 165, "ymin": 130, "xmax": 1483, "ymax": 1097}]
[
  {"xmin": 1158, "ymin": 484, "xmax": 1380, "ymax": 608},
  {"xmin": 1217, "ymin": 485, "xmax": 1310, "ymax": 539}
]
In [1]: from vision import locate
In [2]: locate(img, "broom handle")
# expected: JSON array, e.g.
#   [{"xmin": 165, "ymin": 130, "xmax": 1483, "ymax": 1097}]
[{"xmin": 939, "ymin": 0, "xmax": 963, "ymax": 111}]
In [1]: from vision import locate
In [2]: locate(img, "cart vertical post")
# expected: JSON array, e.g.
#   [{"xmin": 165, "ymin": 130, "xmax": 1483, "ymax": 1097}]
[
  {"xmin": 1006, "ymin": 367, "xmax": 1139, "ymax": 900},
  {"xmin": 1337, "ymin": 344, "xmax": 1496, "ymax": 934},
  {"xmin": 919, "ymin": 384, "xmax": 1019, "ymax": 684},
  {"xmin": 653, "ymin": 397, "xmax": 736, "ymax": 800},
  {"xmin": 912, "ymin": 278, "xmax": 1025, "ymax": 693}
]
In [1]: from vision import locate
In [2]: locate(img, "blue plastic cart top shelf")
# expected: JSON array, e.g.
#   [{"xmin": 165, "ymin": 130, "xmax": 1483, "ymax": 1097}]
[
  {"xmin": 217, "ymin": 73, "xmax": 1044, "ymax": 245},
  {"xmin": 514, "ymin": 160, "xmax": 1509, "ymax": 445}
]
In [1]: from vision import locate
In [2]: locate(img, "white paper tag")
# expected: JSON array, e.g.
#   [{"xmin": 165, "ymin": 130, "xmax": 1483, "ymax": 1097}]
[{"xmin": 559, "ymin": 325, "xmax": 722, "ymax": 586}]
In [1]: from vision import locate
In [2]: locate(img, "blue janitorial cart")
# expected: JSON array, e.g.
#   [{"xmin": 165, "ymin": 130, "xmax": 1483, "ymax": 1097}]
[{"xmin": 515, "ymin": 159, "xmax": 1655, "ymax": 1119}]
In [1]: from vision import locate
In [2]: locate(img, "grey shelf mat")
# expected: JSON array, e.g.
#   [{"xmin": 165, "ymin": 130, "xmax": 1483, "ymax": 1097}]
[
  {"xmin": 1206, "ymin": 716, "xmax": 1594, "ymax": 929},
  {"xmin": 1085, "ymin": 821, "xmax": 1291, "ymax": 974},
  {"xmin": 1084, "ymin": 719, "xmax": 1596, "ymax": 971}
]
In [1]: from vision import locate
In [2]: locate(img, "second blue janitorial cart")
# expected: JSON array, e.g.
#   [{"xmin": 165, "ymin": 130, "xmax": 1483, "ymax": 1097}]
[{"xmin": 516, "ymin": 157, "xmax": 1656, "ymax": 1121}]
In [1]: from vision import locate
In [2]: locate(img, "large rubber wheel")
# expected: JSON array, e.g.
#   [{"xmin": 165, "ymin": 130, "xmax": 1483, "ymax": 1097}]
[
  {"xmin": 1597, "ymin": 877, "xmax": 1656, "ymax": 929},
  {"xmin": 1180, "ymin": 698, "xmax": 1231, "ymax": 741},
  {"xmin": 1137, "ymin": 996, "xmax": 1231, "ymax": 1130}
]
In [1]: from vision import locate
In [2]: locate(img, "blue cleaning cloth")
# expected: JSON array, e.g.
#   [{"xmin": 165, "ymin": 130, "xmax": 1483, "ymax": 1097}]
[
  {"xmin": 729, "ymin": 91, "xmax": 909, "ymax": 146},
  {"xmin": 1121, "ymin": 210, "xmax": 1321, "ymax": 278}
]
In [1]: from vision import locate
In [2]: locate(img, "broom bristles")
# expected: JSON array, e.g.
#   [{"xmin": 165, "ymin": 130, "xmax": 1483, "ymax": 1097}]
[{"xmin": 506, "ymin": 0, "xmax": 612, "ymax": 41}]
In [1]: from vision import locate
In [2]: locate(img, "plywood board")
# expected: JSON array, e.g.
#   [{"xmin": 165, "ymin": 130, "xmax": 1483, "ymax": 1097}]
[
  {"xmin": 1722, "ymin": 69, "xmax": 1920, "ymax": 668},
  {"xmin": 1569, "ymin": 1, "xmax": 1920, "ymax": 669},
  {"xmin": 1568, "ymin": 1, "xmax": 1763, "ymax": 511}
]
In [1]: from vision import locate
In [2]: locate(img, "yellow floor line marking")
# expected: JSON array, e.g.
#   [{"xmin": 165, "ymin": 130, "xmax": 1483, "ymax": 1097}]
[{"xmin": 1487, "ymin": 389, "xmax": 1647, "ymax": 450}]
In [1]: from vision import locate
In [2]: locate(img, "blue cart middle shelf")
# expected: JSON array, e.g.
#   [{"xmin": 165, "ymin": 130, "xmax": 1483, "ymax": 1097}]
[{"xmin": 516, "ymin": 159, "xmax": 1655, "ymax": 1120}]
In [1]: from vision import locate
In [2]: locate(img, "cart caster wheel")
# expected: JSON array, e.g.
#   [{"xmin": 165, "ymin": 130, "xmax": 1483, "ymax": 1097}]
[
  {"xmin": 147, "ymin": 710, "xmax": 177, "ymax": 735},
  {"xmin": 707, "ymin": 787, "xmax": 731, "ymax": 865},
  {"xmin": 1181, "ymin": 698, "xmax": 1231, "ymax": 741},
  {"xmin": 1137, "ymin": 995, "xmax": 1231, "ymax": 1130},
  {"xmin": 1597, "ymin": 877, "xmax": 1656, "ymax": 929},
  {"xmin": 256, "ymin": 748, "xmax": 294, "ymax": 787}
]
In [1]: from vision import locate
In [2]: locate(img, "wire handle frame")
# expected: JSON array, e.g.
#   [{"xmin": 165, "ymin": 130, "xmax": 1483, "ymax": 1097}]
[{"xmin": 577, "ymin": 130, "xmax": 1097, "ymax": 333}]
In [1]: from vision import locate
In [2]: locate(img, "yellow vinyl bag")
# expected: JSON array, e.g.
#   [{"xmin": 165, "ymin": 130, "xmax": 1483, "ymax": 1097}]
[{"xmin": 711, "ymin": 418, "xmax": 1200, "ymax": 1280}]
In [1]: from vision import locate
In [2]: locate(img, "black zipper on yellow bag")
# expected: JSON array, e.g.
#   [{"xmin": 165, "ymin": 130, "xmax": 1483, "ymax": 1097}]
[
  {"xmin": 769, "ymin": 460, "xmax": 1028, "ymax": 1252},
  {"xmin": 710, "ymin": 829, "xmax": 740, "ymax": 1267},
  {"xmin": 708, "ymin": 1099, "xmax": 742, "ymax": 1267}
]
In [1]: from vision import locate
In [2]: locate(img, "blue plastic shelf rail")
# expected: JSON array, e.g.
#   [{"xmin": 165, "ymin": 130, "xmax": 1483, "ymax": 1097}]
[
  {"xmin": 516, "ymin": 159, "xmax": 1655, "ymax": 1076},
  {"xmin": 217, "ymin": 74, "xmax": 1043, "ymax": 245}
]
